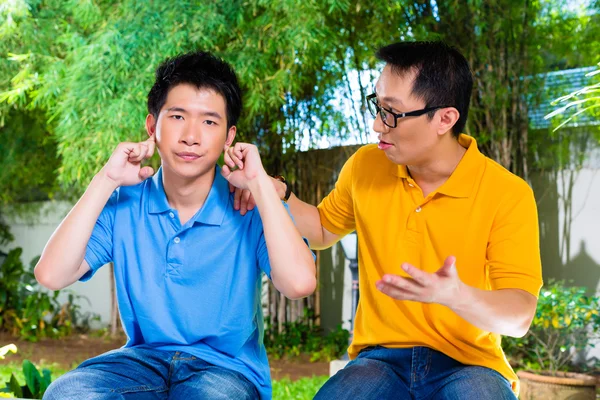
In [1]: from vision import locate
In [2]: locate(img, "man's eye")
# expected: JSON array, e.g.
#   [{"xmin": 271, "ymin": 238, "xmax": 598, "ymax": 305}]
[
  {"xmin": 171, "ymin": 115, "xmax": 184, "ymax": 120},
  {"xmin": 205, "ymin": 120, "xmax": 216, "ymax": 126}
]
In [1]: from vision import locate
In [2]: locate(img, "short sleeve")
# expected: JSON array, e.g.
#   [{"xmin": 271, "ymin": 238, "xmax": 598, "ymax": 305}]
[
  {"xmin": 80, "ymin": 190, "xmax": 118, "ymax": 281},
  {"xmin": 486, "ymin": 185, "xmax": 543, "ymax": 297},
  {"xmin": 317, "ymin": 152, "xmax": 356, "ymax": 235}
]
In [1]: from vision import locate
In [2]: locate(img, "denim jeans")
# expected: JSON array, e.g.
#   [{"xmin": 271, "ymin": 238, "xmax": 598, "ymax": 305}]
[
  {"xmin": 43, "ymin": 347, "xmax": 259, "ymax": 400},
  {"xmin": 314, "ymin": 346, "xmax": 516, "ymax": 400}
]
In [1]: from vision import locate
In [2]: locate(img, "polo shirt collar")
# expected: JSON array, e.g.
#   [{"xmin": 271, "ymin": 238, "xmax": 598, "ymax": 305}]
[
  {"xmin": 149, "ymin": 168, "xmax": 170, "ymax": 214},
  {"xmin": 193, "ymin": 165, "xmax": 229, "ymax": 226},
  {"xmin": 391, "ymin": 134, "xmax": 484, "ymax": 198},
  {"xmin": 148, "ymin": 165, "xmax": 229, "ymax": 226}
]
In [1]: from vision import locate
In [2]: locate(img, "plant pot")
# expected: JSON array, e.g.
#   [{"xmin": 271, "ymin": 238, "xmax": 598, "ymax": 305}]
[{"xmin": 517, "ymin": 370, "xmax": 598, "ymax": 400}]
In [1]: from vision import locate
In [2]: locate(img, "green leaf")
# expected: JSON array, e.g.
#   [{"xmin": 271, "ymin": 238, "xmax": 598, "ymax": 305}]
[
  {"xmin": 8, "ymin": 374, "xmax": 23, "ymax": 398},
  {"xmin": 40, "ymin": 369, "xmax": 52, "ymax": 394},
  {"xmin": 23, "ymin": 360, "xmax": 42, "ymax": 396}
]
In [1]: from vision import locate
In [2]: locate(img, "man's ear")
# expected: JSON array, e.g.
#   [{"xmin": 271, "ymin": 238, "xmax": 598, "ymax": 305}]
[
  {"xmin": 145, "ymin": 114, "xmax": 157, "ymax": 138},
  {"xmin": 436, "ymin": 107, "xmax": 460, "ymax": 136},
  {"xmin": 225, "ymin": 125, "xmax": 237, "ymax": 147}
]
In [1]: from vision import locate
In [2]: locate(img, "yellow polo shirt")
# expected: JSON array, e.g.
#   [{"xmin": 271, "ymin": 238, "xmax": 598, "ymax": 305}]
[{"xmin": 317, "ymin": 134, "xmax": 542, "ymax": 393}]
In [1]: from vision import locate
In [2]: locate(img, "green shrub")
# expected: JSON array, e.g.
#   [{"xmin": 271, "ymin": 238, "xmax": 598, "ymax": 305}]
[
  {"xmin": 0, "ymin": 361, "xmax": 52, "ymax": 399},
  {"xmin": 503, "ymin": 281, "xmax": 600, "ymax": 374},
  {"xmin": 265, "ymin": 309, "xmax": 350, "ymax": 362},
  {"xmin": 0, "ymin": 248, "xmax": 99, "ymax": 341}
]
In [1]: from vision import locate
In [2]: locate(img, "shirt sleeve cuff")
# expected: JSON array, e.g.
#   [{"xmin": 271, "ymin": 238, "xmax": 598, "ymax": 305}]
[{"xmin": 492, "ymin": 277, "xmax": 543, "ymax": 298}]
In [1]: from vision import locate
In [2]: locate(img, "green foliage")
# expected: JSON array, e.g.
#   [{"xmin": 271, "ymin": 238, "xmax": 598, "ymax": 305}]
[
  {"xmin": 272, "ymin": 376, "xmax": 329, "ymax": 400},
  {"xmin": 1, "ymin": 0, "xmax": 595, "ymax": 195},
  {"xmin": 0, "ymin": 108, "xmax": 60, "ymax": 205},
  {"xmin": 0, "ymin": 362, "xmax": 67, "ymax": 388},
  {"xmin": 0, "ymin": 360, "xmax": 52, "ymax": 399},
  {"xmin": 265, "ymin": 309, "xmax": 350, "ymax": 362},
  {"xmin": 503, "ymin": 281, "xmax": 600, "ymax": 374},
  {"xmin": 0, "ymin": 248, "xmax": 98, "ymax": 341}
]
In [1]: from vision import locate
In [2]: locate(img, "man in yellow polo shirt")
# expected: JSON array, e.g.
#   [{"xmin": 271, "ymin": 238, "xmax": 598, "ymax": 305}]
[{"xmin": 230, "ymin": 41, "xmax": 542, "ymax": 399}]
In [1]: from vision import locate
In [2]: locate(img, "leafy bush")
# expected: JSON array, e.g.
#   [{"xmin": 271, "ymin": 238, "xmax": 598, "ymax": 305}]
[
  {"xmin": 503, "ymin": 281, "xmax": 600, "ymax": 374},
  {"xmin": 265, "ymin": 309, "xmax": 350, "ymax": 362},
  {"xmin": 0, "ymin": 248, "xmax": 98, "ymax": 341},
  {"xmin": 0, "ymin": 360, "xmax": 52, "ymax": 399}
]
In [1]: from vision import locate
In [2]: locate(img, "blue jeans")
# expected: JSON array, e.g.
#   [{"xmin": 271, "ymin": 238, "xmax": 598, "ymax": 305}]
[
  {"xmin": 314, "ymin": 346, "xmax": 516, "ymax": 400},
  {"xmin": 43, "ymin": 347, "xmax": 259, "ymax": 400}
]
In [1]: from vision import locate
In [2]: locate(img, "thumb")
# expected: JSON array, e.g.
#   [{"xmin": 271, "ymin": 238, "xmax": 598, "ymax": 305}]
[
  {"xmin": 138, "ymin": 166, "xmax": 154, "ymax": 180},
  {"xmin": 437, "ymin": 256, "xmax": 457, "ymax": 276},
  {"xmin": 221, "ymin": 164, "xmax": 232, "ymax": 181}
]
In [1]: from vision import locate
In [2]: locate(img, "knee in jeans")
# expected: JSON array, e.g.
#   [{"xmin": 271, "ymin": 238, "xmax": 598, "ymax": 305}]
[
  {"xmin": 43, "ymin": 374, "xmax": 79, "ymax": 399},
  {"xmin": 43, "ymin": 370, "xmax": 106, "ymax": 400}
]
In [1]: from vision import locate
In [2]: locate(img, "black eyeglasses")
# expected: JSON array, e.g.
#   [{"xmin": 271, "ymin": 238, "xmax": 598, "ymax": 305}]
[{"xmin": 366, "ymin": 93, "xmax": 450, "ymax": 129}]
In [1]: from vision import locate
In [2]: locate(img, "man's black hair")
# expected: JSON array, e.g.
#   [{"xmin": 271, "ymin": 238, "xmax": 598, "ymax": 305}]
[
  {"xmin": 148, "ymin": 51, "xmax": 242, "ymax": 128},
  {"xmin": 376, "ymin": 41, "xmax": 473, "ymax": 136}
]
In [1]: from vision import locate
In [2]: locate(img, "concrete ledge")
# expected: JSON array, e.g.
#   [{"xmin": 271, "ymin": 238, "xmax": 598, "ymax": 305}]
[{"xmin": 329, "ymin": 359, "xmax": 349, "ymax": 376}]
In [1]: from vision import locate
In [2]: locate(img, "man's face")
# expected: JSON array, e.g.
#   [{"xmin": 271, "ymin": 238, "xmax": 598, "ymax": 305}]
[
  {"xmin": 373, "ymin": 65, "xmax": 440, "ymax": 166},
  {"xmin": 147, "ymin": 84, "xmax": 235, "ymax": 180}
]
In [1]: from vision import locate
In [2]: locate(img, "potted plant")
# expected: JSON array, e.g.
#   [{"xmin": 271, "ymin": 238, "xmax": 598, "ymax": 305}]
[{"xmin": 503, "ymin": 281, "xmax": 600, "ymax": 400}]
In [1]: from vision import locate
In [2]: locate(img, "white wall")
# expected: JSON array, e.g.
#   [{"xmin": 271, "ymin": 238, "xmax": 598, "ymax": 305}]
[
  {"xmin": 554, "ymin": 167, "xmax": 600, "ymax": 362},
  {"xmin": 558, "ymin": 168, "xmax": 600, "ymax": 292},
  {"xmin": 1, "ymin": 201, "xmax": 111, "ymax": 328}
]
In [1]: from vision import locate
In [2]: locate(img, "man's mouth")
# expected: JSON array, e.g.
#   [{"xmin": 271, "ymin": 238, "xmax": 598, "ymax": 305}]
[
  {"xmin": 176, "ymin": 152, "xmax": 201, "ymax": 161},
  {"xmin": 378, "ymin": 140, "xmax": 393, "ymax": 150}
]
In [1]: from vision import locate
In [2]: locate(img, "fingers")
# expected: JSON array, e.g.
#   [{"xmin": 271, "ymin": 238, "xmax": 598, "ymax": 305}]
[
  {"xmin": 376, "ymin": 279, "xmax": 419, "ymax": 301},
  {"xmin": 232, "ymin": 185, "xmax": 255, "ymax": 214},
  {"xmin": 232, "ymin": 142, "xmax": 246, "ymax": 161},
  {"xmin": 225, "ymin": 146, "xmax": 244, "ymax": 170},
  {"xmin": 246, "ymin": 194, "xmax": 256, "ymax": 211},
  {"xmin": 379, "ymin": 275, "xmax": 422, "ymax": 293},
  {"xmin": 400, "ymin": 262, "xmax": 430, "ymax": 287},
  {"xmin": 234, "ymin": 186, "xmax": 243, "ymax": 210},
  {"xmin": 125, "ymin": 141, "xmax": 152, "ymax": 163},
  {"xmin": 436, "ymin": 256, "xmax": 457, "ymax": 277},
  {"xmin": 223, "ymin": 145, "xmax": 236, "ymax": 170},
  {"xmin": 240, "ymin": 189, "xmax": 252, "ymax": 215},
  {"xmin": 145, "ymin": 136, "xmax": 156, "ymax": 159},
  {"xmin": 221, "ymin": 164, "xmax": 233, "ymax": 180}
]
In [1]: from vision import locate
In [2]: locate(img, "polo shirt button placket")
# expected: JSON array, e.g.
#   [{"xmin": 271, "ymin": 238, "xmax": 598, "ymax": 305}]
[{"xmin": 415, "ymin": 206, "xmax": 422, "ymax": 213}]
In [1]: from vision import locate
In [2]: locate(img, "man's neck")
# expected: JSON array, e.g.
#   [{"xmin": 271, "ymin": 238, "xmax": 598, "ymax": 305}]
[
  {"xmin": 161, "ymin": 165, "xmax": 216, "ymax": 222},
  {"xmin": 407, "ymin": 137, "xmax": 467, "ymax": 197}
]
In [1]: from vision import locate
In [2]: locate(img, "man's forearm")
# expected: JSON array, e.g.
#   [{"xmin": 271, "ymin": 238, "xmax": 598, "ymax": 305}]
[
  {"xmin": 451, "ymin": 286, "xmax": 537, "ymax": 337},
  {"xmin": 284, "ymin": 193, "xmax": 329, "ymax": 249},
  {"xmin": 250, "ymin": 175, "xmax": 316, "ymax": 299},
  {"xmin": 35, "ymin": 171, "xmax": 117, "ymax": 290}
]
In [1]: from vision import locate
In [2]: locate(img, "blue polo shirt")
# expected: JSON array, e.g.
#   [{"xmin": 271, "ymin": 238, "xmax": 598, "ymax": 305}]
[{"xmin": 82, "ymin": 166, "xmax": 277, "ymax": 399}]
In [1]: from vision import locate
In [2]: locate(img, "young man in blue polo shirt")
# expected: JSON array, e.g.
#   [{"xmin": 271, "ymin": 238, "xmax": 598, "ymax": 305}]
[{"xmin": 35, "ymin": 51, "xmax": 316, "ymax": 400}]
